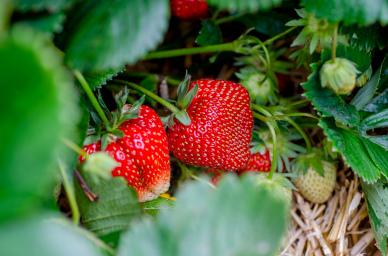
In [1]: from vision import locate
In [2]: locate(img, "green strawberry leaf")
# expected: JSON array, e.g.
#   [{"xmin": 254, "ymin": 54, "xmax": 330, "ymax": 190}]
[
  {"xmin": 208, "ymin": 0, "xmax": 282, "ymax": 13},
  {"xmin": 0, "ymin": 215, "xmax": 107, "ymax": 256},
  {"xmin": 360, "ymin": 109, "xmax": 388, "ymax": 150},
  {"xmin": 302, "ymin": 0, "xmax": 388, "ymax": 26},
  {"xmin": 320, "ymin": 118, "xmax": 381, "ymax": 183},
  {"xmin": 362, "ymin": 180, "xmax": 388, "ymax": 255},
  {"xmin": 15, "ymin": 12, "xmax": 66, "ymax": 38},
  {"xmin": 362, "ymin": 140, "xmax": 388, "ymax": 179},
  {"xmin": 364, "ymin": 89, "xmax": 388, "ymax": 113},
  {"xmin": 140, "ymin": 197, "xmax": 175, "ymax": 217},
  {"xmin": 118, "ymin": 175, "xmax": 290, "ymax": 256},
  {"xmin": 84, "ymin": 66, "xmax": 125, "ymax": 90},
  {"xmin": 196, "ymin": 20, "xmax": 223, "ymax": 46},
  {"xmin": 0, "ymin": 26, "xmax": 80, "ymax": 222},
  {"xmin": 239, "ymin": 12, "xmax": 292, "ymax": 37},
  {"xmin": 15, "ymin": 0, "xmax": 76, "ymax": 12},
  {"xmin": 65, "ymin": 0, "xmax": 169, "ymax": 72},
  {"xmin": 75, "ymin": 175, "xmax": 141, "ymax": 239},
  {"xmin": 351, "ymin": 56, "xmax": 388, "ymax": 110},
  {"xmin": 175, "ymin": 110, "xmax": 191, "ymax": 126}
]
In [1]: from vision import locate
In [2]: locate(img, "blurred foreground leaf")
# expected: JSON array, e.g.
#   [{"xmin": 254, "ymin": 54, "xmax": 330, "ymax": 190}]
[
  {"xmin": 118, "ymin": 174, "xmax": 290, "ymax": 256},
  {"xmin": 0, "ymin": 26, "xmax": 79, "ymax": 221}
]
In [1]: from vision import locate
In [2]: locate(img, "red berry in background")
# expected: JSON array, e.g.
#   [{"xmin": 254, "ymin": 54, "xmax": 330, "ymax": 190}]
[
  {"xmin": 80, "ymin": 105, "xmax": 171, "ymax": 202},
  {"xmin": 168, "ymin": 79, "xmax": 253, "ymax": 170},
  {"xmin": 239, "ymin": 150, "xmax": 271, "ymax": 174},
  {"xmin": 170, "ymin": 0, "xmax": 208, "ymax": 20}
]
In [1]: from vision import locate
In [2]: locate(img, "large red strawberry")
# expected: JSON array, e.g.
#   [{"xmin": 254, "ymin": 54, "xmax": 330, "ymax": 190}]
[
  {"xmin": 168, "ymin": 79, "xmax": 253, "ymax": 170},
  {"xmin": 170, "ymin": 0, "xmax": 208, "ymax": 20},
  {"xmin": 239, "ymin": 150, "xmax": 271, "ymax": 174},
  {"xmin": 80, "ymin": 105, "xmax": 170, "ymax": 202}
]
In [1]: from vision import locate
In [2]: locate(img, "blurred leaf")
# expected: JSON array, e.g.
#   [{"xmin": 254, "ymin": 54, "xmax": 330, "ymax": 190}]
[
  {"xmin": 352, "ymin": 56, "xmax": 388, "ymax": 110},
  {"xmin": 302, "ymin": 0, "xmax": 388, "ymax": 25},
  {"xmin": 15, "ymin": 13, "xmax": 66, "ymax": 37},
  {"xmin": 196, "ymin": 20, "xmax": 222, "ymax": 46},
  {"xmin": 343, "ymin": 24, "xmax": 387, "ymax": 51},
  {"xmin": 362, "ymin": 180, "xmax": 388, "ymax": 255},
  {"xmin": 140, "ymin": 197, "xmax": 175, "ymax": 217},
  {"xmin": 65, "ymin": 0, "xmax": 169, "ymax": 72},
  {"xmin": 118, "ymin": 175, "xmax": 290, "ymax": 256},
  {"xmin": 0, "ymin": 26, "xmax": 79, "ymax": 222},
  {"xmin": 16, "ymin": 0, "xmax": 76, "ymax": 12},
  {"xmin": 84, "ymin": 66, "xmax": 125, "ymax": 90},
  {"xmin": 239, "ymin": 12, "xmax": 292, "ymax": 36},
  {"xmin": 208, "ymin": 0, "xmax": 282, "ymax": 13},
  {"xmin": 75, "ymin": 175, "xmax": 141, "ymax": 238},
  {"xmin": 320, "ymin": 118, "xmax": 381, "ymax": 183},
  {"xmin": 0, "ymin": 215, "xmax": 106, "ymax": 256}
]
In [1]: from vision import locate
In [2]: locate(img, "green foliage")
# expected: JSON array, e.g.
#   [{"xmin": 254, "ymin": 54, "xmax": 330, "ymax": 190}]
[
  {"xmin": 0, "ymin": 215, "xmax": 105, "ymax": 256},
  {"xmin": 320, "ymin": 119, "xmax": 383, "ymax": 182},
  {"xmin": 15, "ymin": 0, "xmax": 75, "ymax": 12},
  {"xmin": 196, "ymin": 20, "xmax": 223, "ymax": 46},
  {"xmin": 75, "ymin": 175, "xmax": 141, "ymax": 238},
  {"xmin": 0, "ymin": 26, "xmax": 79, "ymax": 221},
  {"xmin": 84, "ymin": 67, "xmax": 125, "ymax": 90},
  {"xmin": 64, "ymin": 0, "xmax": 170, "ymax": 72},
  {"xmin": 362, "ymin": 180, "xmax": 388, "ymax": 255},
  {"xmin": 15, "ymin": 12, "xmax": 66, "ymax": 38},
  {"xmin": 302, "ymin": 0, "xmax": 388, "ymax": 25},
  {"xmin": 208, "ymin": 0, "xmax": 282, "ymax": 13},
  {"xmin": 118, "ymin": 175, "xmax": 291, "ymax": 256}
]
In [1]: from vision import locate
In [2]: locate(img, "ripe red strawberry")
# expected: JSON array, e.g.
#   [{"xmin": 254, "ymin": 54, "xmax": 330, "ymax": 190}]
[
  {"xmin": 239, "ymin": 151, "xmax": 271, "ymax": 174},
  {"xmin": 170, "ymin": 0, "xmax": 208, "ymax": 20},
  {"xmin": 80, "ymin": 105, "xmax": 170, "ymax": 202},
  {"xmin": 168, "ymin": 79, "xmax": 253, "ymax": 170}
]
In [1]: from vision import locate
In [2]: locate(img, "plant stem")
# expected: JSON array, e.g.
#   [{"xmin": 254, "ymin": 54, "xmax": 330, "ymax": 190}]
[
  {"xmin": 267, "ymin": 123, "xmax": 278, "ymax": 179},
  {"xmin": 114, "ymin": 80, "xmax": 180, "ymax": 114},
  {"xmin": 215, "ymin": 13, "xmax": 245, "ymax": 25},
  {"xmin": 283, "ymin": 117, "xmax": 312, "ymax": 152},
  {"xmin": 262, "ymin": 26, "xmax": 297, "ymax": 45},
  {"xmin": 125, "ymin": 72, "xmax": 181, "ymax": 86},
  {"xmin": 177, "ymin": 161, "xmax": 215, "ymax": 189},
  {"xmin": 331, "ymin": 23, "xmax": 338, "ymax": 62},
  {"xmin": 144, "ymin": 42, "xmax": 237, "ymax": 60},
  {"xmin": 74, "ymin": 70, "xmax": 111, "ymax": 129},
  {"xmin": 144, "ymin": 26, "xmax": 296, "ymax": 60},
  {"xmin": 62, "ymin": 138, "xmax": 87, "ymax": 159},
  {"xmin": 75, "ymin": 170, "xmax": 99, "ymax": 202},
  {"xmin": 58, "ymin": 161, "xmax": 80, "ymax": 225}
]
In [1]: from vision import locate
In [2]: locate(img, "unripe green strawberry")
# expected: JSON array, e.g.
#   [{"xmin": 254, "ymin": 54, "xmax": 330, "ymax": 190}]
[
  {"xmin": 236, "ymin": 68, "xmax": 277, "ymax": 105},
  {"xmin": 320, "ymin": 58, "xmax": 360, "ymax": 95},
  {"xmin": 294, "ymin": 161, "xmax": 336, "ymax": 203}
]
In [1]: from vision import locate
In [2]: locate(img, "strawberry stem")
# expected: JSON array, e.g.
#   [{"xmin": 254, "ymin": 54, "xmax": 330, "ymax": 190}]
[
  {"xmin": 58, "ymin": 160, "xmax": 80, "ymax": 225},
  {"xmin": 331, "ymin": 23, "xmax": 338, "ymax": 62},
  {"xmin": 75, "ymin": 170, "xmax": 99, "ymax": 202},
  {"xmin": 253, "ymin": 112, "xmax": 278, "ymax": 179},
  {"xmin": 62, "ymin": 138, "xmax": 88, "ymax": 159},
  {"xmin": 144, "ymin": 26, "xmax": 297, "ymax": 60},
  {"xmin": 144, "ymin": 41, "xmax": 237, "ymax": 60},
  {"xmin": 282, "ymin": 116, "xmax": 312, "ymax": 152},
  {"xmin": 114, "ymin": 80, "xmax": 180, "ymax": 114},
  {"xmin": 74, "ymin": 70, "xmax": 111, "ymax": 129},
  {"xmin": 177, "ymin": 161, "xmax": 216, "ymax": 189}
]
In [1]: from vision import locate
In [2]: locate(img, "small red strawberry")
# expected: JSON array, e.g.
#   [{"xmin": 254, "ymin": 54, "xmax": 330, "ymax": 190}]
[
  {"xmin": 81, "ymin": 105, "xmax": 170, "ymax": 202},
  {"xmin": 170, "ymin": 0, "xmax": 209, "ymax": 20},
  {"xmin": 168, "ymin": 79, "xmax": 253, "ymax": 170},
  {"xmin": 239, "ymin": 150, "xmax": 271, "ymax": 174}
]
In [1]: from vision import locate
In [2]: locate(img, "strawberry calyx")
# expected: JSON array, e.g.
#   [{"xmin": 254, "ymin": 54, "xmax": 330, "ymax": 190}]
[{"xmin": 291, "ymin": 148, "xmax": 326, "ymax": 177}]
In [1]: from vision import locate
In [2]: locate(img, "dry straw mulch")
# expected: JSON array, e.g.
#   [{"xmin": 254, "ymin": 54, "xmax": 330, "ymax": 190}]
[{"xmin": 281, "ymin": 168, "xmax": 381, "ymax": 256}]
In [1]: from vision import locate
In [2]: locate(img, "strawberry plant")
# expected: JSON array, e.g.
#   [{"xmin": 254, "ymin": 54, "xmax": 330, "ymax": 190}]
[{"xmin": 1, "ymin": 0, "xmax": 387, "ymax": 255}]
